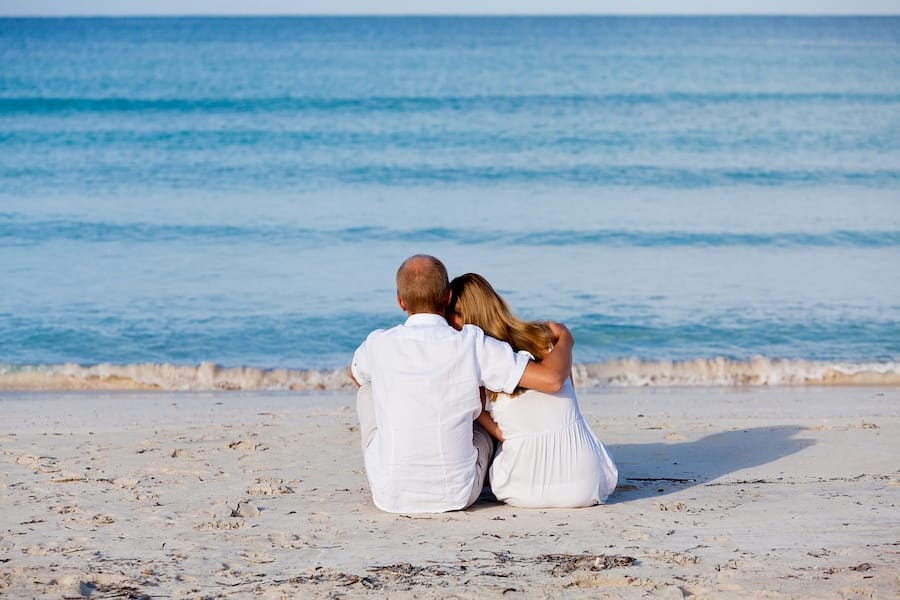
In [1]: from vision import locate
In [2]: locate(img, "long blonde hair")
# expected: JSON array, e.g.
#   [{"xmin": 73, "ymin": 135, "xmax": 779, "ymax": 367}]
[{"xmin": 448, "ymin": 273, "xmax": 553, "ymax": 397}]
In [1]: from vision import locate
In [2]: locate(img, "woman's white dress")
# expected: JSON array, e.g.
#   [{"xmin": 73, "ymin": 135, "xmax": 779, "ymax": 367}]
[{"xmin": 487, "ymin": 378, "xmax": 618, "ymax": 508}]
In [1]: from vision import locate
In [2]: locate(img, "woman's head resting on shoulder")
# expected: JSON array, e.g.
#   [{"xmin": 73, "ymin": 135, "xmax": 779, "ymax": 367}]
[{"xmin": 448, "ymin": 273, "xmax": 552, "ymax": 361}]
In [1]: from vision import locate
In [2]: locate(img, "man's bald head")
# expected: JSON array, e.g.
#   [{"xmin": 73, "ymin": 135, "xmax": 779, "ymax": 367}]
[{"xmin": 396, "ymin": 255, "xmax": 450, "ymax": 314}]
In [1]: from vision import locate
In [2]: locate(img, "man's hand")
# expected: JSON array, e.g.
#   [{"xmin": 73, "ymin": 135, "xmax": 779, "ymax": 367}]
[{"xmin": 545, "ymin": 321, "xmax": 572, "ymax": 347}]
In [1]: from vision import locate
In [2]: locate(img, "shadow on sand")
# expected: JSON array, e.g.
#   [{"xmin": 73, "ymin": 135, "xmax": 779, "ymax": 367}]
[{"xmin": 605, "ymin": 426, "xmax": 815, "ymax": 502}]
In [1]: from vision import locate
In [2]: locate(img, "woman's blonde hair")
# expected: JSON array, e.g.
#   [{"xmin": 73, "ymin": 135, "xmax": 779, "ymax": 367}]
[{"xmin": 448, "ymin": 273, "xmax": 553, "ymax": 397}]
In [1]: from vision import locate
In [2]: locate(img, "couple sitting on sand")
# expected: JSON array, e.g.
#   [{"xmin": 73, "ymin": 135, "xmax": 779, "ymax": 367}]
[{"xmin": 349, "ymin": 255, "xmax": 617, "ymax": 514}]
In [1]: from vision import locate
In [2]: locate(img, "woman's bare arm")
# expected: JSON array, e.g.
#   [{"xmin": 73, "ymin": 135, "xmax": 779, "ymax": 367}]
[
  {"xmin": 476, "ymin": 387, "xmax": 504, "ymax": 442},
  {"xmin": 516, "ymin": 321, "xmax": 573, "ymax": 393}
]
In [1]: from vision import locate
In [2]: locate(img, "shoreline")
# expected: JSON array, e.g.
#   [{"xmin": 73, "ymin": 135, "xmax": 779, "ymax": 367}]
[
  {"xmin": 2, "ymin": 356, "xmax": 900, "ymax": 392},
  {"xmin": 2, "ymin": 386, "xmax": 898, "ymax": 598}
]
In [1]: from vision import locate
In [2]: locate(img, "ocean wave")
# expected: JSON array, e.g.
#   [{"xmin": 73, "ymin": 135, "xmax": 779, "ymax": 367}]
[
  {"xmin": 2, "ymin": 217, "xmax": 897, "ymax": 249},
  {"xmin": 572, "ymin": 358, "xmax": 900, "ymax": 387},
  {"xmin": 0, "ymin": 362, "xmax": 353, "ymax": 392},
  {"xmin": 1, "ymin": 92, "xmax": 896, "ymax": 115},
  {"xmin": 1, "ymin": 358, "xmax": 898, "ymax": 392},
  {"xmin": 3, "ymin": 164, "xmax": 897, "ymax": 189}
]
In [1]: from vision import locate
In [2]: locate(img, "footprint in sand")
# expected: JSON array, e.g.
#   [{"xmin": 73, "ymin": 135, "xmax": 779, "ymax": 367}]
[
  {"xmin": 242, "ymin": 551, "xmax": 276, "ymax": 564},
  {"xmin": 90, "ymin": 514, "xmax": 116, "ymax": 525},
  {"xmin": 247, "ymin": 478, "xmax": 296, "ymax": 496},
  {"xmin": 194, "ymin": 520, "xmax": 244, "ymax": 531},
  {"xmin": 75, "ymin": 575, "xmax": 146, "ymax": 599},
  {"xmin": 268, "ymin": 532, "xmax": 307, "ymax": 549},
  {"xmin": 135, "ymin": 442, "xmax": 160, "ymax": 454},
  {"xmin": 646, "ymin": 549, "xmax": 701, "ymax": 566},
  {"xmin": 228, "ymin": 439, "xmax": 268, "ymax": 452},
  {"xmin": 569, "ymin": 573, "xmax": 647, "ymax": 590},
  {"xmin": 230, "ymin": 501, "xmax": 261, "ymax": 518},
  {"xmin": 15, "ymin": 454, "xmax": 60, "ymax": 473},
  {"xmin": 111, "ymin": 477, "xmax": 139, "ymax": 489}
]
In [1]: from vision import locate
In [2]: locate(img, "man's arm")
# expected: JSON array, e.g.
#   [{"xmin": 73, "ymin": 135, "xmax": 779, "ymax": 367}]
[
  {"xmin": 349, "ymin": 338, "xmax": 372, "ymax": 388},
  {"xmin": 517, "ymin": 322, "xmax": 573, "ymax": 393}
]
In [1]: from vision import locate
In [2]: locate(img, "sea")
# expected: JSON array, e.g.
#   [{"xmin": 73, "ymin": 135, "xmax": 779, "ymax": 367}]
[{"xmin": 1, "ymin": 16, "xmax": 899, "ymax": 390}]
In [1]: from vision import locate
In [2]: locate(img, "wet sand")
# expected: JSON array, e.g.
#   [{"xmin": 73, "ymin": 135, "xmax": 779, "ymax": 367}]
[{"xmin": 2, "ymin": 386, "xmax": 898, "ymax": 598}]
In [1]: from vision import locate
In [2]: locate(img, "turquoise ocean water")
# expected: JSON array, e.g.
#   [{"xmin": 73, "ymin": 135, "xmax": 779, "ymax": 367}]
[{"xmin": 1, "ymin": 17, "xmax": 899, "ymax": 388}]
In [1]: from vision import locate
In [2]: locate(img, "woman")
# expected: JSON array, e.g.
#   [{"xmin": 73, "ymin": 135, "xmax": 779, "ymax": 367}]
[{"xmin": 448, "ymin": 273, "xmax": 618, "ymax": 508}]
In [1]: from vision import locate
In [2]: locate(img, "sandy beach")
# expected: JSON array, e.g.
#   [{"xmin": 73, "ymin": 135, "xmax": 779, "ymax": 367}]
[{"xmin": 2, "ymin": 386, "xmax": 898, "ymax": 599}]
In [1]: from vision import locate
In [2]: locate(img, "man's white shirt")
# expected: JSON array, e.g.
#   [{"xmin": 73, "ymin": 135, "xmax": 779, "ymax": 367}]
[{"xmin": 351, "ymin": 313, "xmax": 530, "ymax": 513}]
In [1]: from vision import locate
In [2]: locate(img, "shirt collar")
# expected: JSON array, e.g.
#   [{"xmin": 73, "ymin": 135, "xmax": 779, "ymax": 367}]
[{"xmin": 404, "ymin": 313, "xmax": 449, "ymax": 327}]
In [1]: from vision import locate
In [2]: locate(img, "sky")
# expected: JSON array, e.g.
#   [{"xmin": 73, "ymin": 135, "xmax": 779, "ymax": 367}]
[{"xmin": 1, "ymin": 1, "xmax": 899, "ymax": 16}]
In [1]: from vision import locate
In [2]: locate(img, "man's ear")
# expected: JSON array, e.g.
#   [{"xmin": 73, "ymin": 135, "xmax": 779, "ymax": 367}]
[{"xmin": 397, "ymin": 294, "xmax": 407, "ymax": 312}]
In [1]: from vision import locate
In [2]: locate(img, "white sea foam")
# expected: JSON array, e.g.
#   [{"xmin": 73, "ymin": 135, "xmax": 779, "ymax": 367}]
[
  {"xmin": 0, "ymin": 362, "xmax": 354, "ymax": 392},
  {"xmin": 573, "ymin": 357, "xmax": 900, "ymax": 387},
  {"xmin": 1, "ymin": 358, "xmax": 898, "ymax": 392}
]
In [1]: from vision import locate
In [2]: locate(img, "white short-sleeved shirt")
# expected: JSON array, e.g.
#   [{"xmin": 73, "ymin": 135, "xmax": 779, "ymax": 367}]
[
  {"xmin": 488, "ymin": 379, "xmax": 618, "ymax": 508},
  {"xmin": 351, "ymin": 313, "xmax": 530, "ymax": 513}
]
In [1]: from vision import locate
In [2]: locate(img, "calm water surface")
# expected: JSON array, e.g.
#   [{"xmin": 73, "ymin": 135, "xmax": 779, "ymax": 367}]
[{"xmin": 1, "ymin": 17, "xmax": 898, "ymax": 386}]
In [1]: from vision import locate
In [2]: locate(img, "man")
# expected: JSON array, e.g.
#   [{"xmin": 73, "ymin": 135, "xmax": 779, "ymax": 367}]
[{"xmin": 349, "ymin": 254, "xmax": 573, "ymax": 514}]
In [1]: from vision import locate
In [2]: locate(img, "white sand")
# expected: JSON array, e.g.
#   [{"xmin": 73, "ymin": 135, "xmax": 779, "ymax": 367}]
[{"xmin": 1, "ymin": 386, "xmax": 898, "ymax": 599}]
